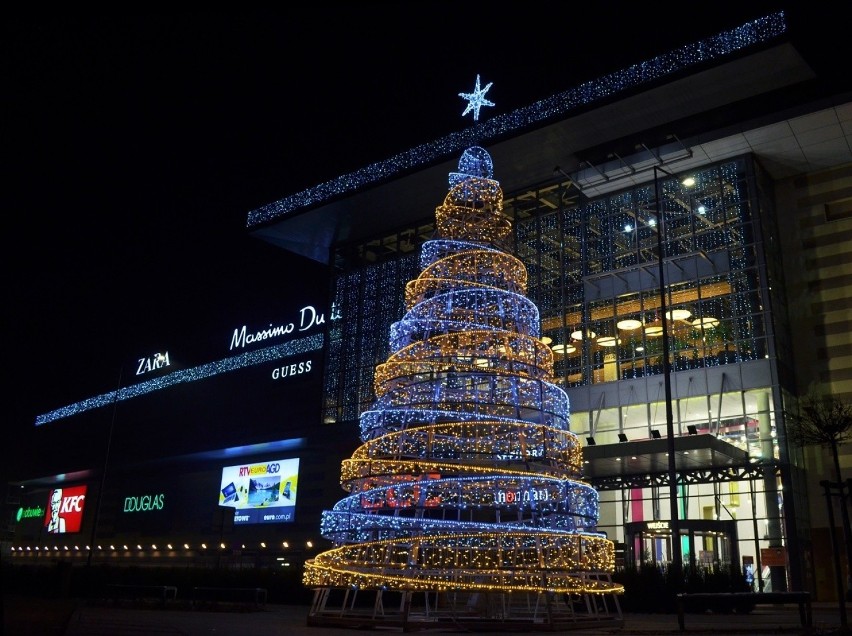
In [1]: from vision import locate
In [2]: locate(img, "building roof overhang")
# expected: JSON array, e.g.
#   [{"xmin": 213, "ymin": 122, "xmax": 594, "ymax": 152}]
[
  {"xmin": 247, "ymin": 31, "xmax": 850, "ymax": 265},
  {"xmin": 581, "ymin": 433, "xmax": 758, "ymax": 490}
]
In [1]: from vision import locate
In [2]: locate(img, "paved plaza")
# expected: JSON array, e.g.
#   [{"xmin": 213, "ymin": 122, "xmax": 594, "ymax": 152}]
[{"xmin": 3, "ymin": 595, "xmax": 849, "ymax": 636}]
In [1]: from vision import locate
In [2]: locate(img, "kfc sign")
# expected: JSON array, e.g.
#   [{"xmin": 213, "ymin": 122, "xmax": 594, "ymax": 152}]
[{"xmin": 43, "ymin": 485, "xmax": 87, "ymax": 534}]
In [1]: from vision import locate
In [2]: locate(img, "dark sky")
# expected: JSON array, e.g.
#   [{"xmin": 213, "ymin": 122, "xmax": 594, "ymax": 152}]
[{"xmin": 6, "ymin": 4, "xmax": 820, "ymax": 430}]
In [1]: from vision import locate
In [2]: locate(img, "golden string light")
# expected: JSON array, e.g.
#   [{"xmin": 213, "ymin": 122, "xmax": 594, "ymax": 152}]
[
  {"xmin": 304, "ymin": 532, "xmax": 621, "ymax": 594},
  {"xmin": 306, "ymin": 146, "xmax": 621, "ymax": 600}
]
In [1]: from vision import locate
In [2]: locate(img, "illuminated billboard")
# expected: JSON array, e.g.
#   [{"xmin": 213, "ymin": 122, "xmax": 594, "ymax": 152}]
[
  {"xmin": 218, "ymin": 458, "xmax": 299, "ymax": 524},
  {"xmin": 43, "ymin": 485, "xmax": 88, "ymax": 534}
]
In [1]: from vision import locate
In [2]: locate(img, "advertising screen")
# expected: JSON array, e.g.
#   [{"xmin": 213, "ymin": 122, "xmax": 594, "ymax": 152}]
[
  {"xmin": 43, "ymin": 485, "xmax": 88, "ymax": 534},
  {"xmin": 217, "ymin": 458, "xmax": 299, "ymax": 524}
]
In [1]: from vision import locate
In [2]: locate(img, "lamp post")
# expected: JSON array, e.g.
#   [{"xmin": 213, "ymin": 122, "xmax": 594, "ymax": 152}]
[
  {"xmin": 820, "ymin": 480, "xmax": 848, "ymax": 628},
  {"xmin": 653, "ymin": 166, "xmax": 683, "ymax": 579},
  {"xmin": 86, "ymin": 365, "xmax": 123, "ymax": 569}
]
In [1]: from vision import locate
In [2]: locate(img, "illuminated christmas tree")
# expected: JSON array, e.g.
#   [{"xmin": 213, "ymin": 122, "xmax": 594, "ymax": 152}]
[{"xmin": 305, "ymin": 146, "xmax": 622, "ymax": 627}]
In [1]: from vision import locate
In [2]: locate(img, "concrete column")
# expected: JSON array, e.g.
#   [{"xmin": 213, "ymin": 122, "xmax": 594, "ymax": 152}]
[{"xmin": 758, "ymin": 390, "xmax": 786, "ymax": 591}]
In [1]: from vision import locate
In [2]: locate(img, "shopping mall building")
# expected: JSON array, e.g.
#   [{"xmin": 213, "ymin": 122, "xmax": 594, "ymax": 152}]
[{"xmin": 6, "ymin": 11, "xmax": 850, "ymax": 601}]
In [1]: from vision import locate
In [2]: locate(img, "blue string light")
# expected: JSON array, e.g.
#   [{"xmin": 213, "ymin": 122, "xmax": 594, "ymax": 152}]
[
  {"xmin": 306, "ymin": 147, "xmax": 620, "ymax": 595},
  {"xmin": 248, "ymin": 12, "xmax": 785, "ymax": 228},
  {"xmin": 35, "ymin": 333, "xmax": 324, "ymax": 426}
]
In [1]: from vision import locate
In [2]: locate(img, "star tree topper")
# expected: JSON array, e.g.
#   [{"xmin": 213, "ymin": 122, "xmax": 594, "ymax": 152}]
[{"xmin": 459, "ymin": 74, "xmax": 494, "ymax": 121}]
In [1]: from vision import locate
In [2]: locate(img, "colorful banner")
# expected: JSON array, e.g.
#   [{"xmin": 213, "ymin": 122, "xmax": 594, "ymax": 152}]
[{"xmin": 218, "ymin": 458, "xmax": 299, "ymax": 524}]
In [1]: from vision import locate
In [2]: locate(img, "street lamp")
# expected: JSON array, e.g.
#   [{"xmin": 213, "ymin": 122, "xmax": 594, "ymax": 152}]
[
  {"xmin": 86, "ymin": 365, "xmax": 123, "ymax": 569},
  {"xmin": 820, "ymin": 479, "xmax": 848, "ymax": 628},
  {"xmin": 653, "ymin": 165, "xmax": 683, "ymax": 579}
]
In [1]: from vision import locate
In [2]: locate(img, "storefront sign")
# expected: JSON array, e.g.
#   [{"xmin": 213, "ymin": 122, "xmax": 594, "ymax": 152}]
[
  {"xmin": 43, "ymin": 485, "xmax": 87, "ymax": 534},
  {"xmin": 645, "ymin": 521, "xmax": 669, "ymax": 531},
  {"xmin": 123, "ymin": 493, "xmax": 165, "ymax": 513},
  {"xmin": 16, "ymin": 505, "xmax": 45, "ymax": 522},
  {"xmin": 229, "ymin": 305, "xmax": 325, "ymax": 351},
  {"xmin": 136, "ymin": 351, "xmax": 171, "ymax": 376},
  {"xmin": 272, "ymin": 359, "xmax": 312, "ymax": 380}
]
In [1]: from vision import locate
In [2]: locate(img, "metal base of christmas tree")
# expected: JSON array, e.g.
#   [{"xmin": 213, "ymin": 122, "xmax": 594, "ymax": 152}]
[{"xmin": 307, "ymin": 581, "xmax": 623, "ymax": 632}]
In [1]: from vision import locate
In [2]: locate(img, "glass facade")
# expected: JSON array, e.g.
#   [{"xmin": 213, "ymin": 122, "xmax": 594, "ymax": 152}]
[
  {"xmin": 323, "ymin": 153, "xmax": 803, "ymax": 590},
  {"xmin": 323, "ymin": 238, "xmax": 423, "ymax": 425},
  {"xmin": 520, "ymin": 158, "xmax": 767, "ymax": 391}
]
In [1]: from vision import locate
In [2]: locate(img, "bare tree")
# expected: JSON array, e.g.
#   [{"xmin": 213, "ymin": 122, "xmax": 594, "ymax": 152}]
[
  {"xmin": 787, "ymin": 392, "xmax": 852, "ymax": 602},
  {"xmin": 786, "ymin": 393, "xmax": 852, "ymax": 483}
]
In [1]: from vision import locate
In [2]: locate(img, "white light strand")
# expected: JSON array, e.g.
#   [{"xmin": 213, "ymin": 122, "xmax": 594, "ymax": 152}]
[
  {"xmin": 35, "ymin": 333, "xmax": 324, "ymax": 425},
  {"xmin": 248, "ymin": 13, "xmax": 785, "ymax": 227}
]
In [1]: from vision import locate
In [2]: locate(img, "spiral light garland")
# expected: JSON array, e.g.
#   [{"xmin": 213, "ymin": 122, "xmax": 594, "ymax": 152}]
[{"xmin": 305, "ymin": 146, "xmax": 622, "ymax": 598}]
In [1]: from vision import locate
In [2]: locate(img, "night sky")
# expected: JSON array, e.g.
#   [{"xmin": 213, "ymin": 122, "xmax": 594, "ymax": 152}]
[{"xmin": 6, "ymin": 5, "xmax": 826, "ymax": 443}]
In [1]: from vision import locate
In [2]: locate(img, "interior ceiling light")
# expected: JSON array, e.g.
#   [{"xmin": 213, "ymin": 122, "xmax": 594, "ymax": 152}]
[
  {"xmin": 570, "ymin": 330, "xmax": 596, "ymax": 340},
  {"xmin": 540, "ymin": 336, "xmax": 552, "ymax": 345},
  {"xmin": 616, "ymin": 319, "xmax": 642, "ymax": 330},
  {"xmin": 597, "ymin": 336, "xmax": 620, "ymax": 347},
  {"xmin": 692, "ymin": 317, "xmax": 719, "ymax": 328},
  {"xmin": 665, "ymin": 309, "xmax": 692, "ymax": 321},
  {"xmin": 551, "ymin": 344, "xmax": 577, "ymax": 354},
  {"xmin": 644, "ymin": 325, "xmax": 664, "ymax": 337}
]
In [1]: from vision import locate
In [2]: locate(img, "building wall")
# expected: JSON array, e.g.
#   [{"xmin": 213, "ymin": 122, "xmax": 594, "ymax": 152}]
[
  {"xmin": 5, "ymin": 251, "xmax": 342, "ymax": 571},
  {"xmin": 777, "ymin": 163, "xmax": 852, "ymax": 398},
  {"xmin": 776, "ymin": 162, "xmax": 852, "ymax": 600}
]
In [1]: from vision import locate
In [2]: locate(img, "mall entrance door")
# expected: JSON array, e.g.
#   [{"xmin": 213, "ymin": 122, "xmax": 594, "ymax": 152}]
[{"xmin": 625, "ymin": 519, "xmax": 739, "ymax": 571}]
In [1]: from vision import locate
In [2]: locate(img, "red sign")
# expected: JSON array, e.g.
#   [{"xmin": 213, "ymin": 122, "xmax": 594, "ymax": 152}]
[
  {"xmin": 760, "ymin": 547, "xmax": 788, "ymax": 567},
  {"xmin": 43, "ymin": 485, "xmax": 88, "ymax": 534}
]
